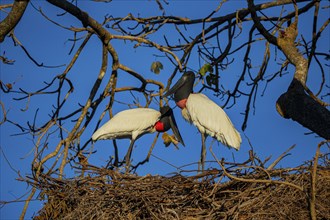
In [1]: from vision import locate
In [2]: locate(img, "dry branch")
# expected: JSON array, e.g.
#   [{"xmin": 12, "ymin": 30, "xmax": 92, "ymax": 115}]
[{"xmin": 0, "ymin": 0, "xmax": 29, "ymax": 42}]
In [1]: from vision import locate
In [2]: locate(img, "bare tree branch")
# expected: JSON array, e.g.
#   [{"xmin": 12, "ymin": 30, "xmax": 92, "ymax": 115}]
[{"xmin": 0, "ymin": 0, "xmax": 29, "ymax": 42}]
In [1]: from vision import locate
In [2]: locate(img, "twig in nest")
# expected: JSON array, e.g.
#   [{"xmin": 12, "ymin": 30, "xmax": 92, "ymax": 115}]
[
  {"xmin": 310, "ymin": 140, "xmax": 329, "ymax": 220},
  {"xmin": 209, "ymin": 145, "xmax": 304, "ymax": 191},
  {"xmin": 267, "ymin": 144, "xmax": 296, "ymax": 170}
]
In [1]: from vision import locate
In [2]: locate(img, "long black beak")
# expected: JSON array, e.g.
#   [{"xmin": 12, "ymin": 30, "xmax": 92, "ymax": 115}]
[
  {"xmin": 160, "ymin": 106, "xmax": 185, "ymax": 146},
  {"xmin": 162, "ymin": 75, "xmax": 186, "ymax": 98},
  {"xmin": 169, "ymin": 112, "xmax": 185, "ymax": 146}
]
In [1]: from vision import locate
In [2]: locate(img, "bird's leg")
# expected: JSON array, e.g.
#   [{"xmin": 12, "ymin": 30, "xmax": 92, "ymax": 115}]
[
  {"xmin": 124, "ymin": 140, "xmax": 135, "ymax": 173},
  {"xmin": 113, "ymin": 140, "xmax": 119, "ymax": 167},
  {"xmin": 131, "ymin": 133, "xmax": 159, "ymax": 171},
  {"xmin": 199, "ymin": 133, "xmax": 207, "ymax": 172}
]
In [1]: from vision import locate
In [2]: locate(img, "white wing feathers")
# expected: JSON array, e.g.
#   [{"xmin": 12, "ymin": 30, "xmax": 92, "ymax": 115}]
[
  {"xmin": 92, "ymin": 108, "xmax": 161, "ymax": 141},
  {"xmin": 185, "ymin": 93, "xmax": 241, "ymax": 150}
]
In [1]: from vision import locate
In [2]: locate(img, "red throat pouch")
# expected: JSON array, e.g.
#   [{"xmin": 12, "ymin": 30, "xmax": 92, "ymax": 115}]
[
  {"xmin": 176, "ymin": 99, "xmax": 188, "ymax": 109},
  {"xmin": 154, "ymin": 121, "xmax": 165, "ymax": 132}
]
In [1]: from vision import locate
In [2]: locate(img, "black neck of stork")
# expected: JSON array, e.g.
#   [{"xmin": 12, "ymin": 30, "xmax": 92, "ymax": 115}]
[
  {"xmin": 159, "ymin": 106, "xmax": 173, "ymax": 131},
  {"xmin": 157, "ymin": 106, "xmax": 185, "ymax": 146}
]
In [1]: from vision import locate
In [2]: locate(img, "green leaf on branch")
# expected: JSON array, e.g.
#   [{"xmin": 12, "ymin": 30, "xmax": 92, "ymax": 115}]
[
  {"xmin": 198, "ymin": 63, "xmax": 213, "ymax": 76},
  {"xmin": 150, "ymin": 61, "xmax": 163, "ymax": 74}
]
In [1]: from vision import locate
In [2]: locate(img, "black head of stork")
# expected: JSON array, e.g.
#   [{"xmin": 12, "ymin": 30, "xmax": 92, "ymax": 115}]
[
  {"xmin": 157, "ymin": 106, "xmax": 185, "ymax": 146},
  {"xmin": 163, "ymin": 71, "xmax": 195, "ymax": 108}
]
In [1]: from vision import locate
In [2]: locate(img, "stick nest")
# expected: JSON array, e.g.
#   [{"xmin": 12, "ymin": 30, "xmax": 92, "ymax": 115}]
[{"xmin": 31, "ymin": 155, "xmax": 330, "ymax": 220}]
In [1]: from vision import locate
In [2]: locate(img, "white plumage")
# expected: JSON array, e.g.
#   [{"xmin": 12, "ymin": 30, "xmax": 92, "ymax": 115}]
[
  {"xmin": 92, "ymin": 108, "xmax": 161, "ymax": 171},
  {"xmin": 183, "ymin": 93, "xmax": 241, "ymax": 150},
  {"xmin": 92, "ymin": 107, "xmax": 184, "ymax": 171},
  {"xmin": 92, "ymin": 108, "xmax": 160, "ymax": 142},
  {"xmin": 163, "ymin": 71, "xmax": 241, "ymax": 171}
]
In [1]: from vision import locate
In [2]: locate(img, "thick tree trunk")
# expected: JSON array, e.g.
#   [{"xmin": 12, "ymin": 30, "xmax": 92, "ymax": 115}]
[
  {"xmin": 248, "ymin": 0, "xmax": 330, "ymax": 140},
  {"xmin": 276, "ymin": 79, "xmax": 330, "ymax": 140},
  {"xmin": 276, "ymin": 22, "xmax": 330, "ymax": 140}
]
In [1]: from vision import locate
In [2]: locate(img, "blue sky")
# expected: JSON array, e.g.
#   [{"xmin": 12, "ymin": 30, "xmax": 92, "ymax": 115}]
[{"xmin": 1, "ymin": 0, "xmax": 329, "ymax": 218}]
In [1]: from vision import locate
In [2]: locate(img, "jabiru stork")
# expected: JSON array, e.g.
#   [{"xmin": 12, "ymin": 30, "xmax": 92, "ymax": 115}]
[
  {"xmin": 92, "ymin": 106, "xmax": 185, "ymax": 171},
  {"xmin": 163, "ymin": 71, "xmax": 241, "ymax": 171}
]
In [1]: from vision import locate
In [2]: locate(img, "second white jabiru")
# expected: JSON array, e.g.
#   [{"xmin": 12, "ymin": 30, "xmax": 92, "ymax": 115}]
[{"xmin": 163, "ymin": 71, "xmax": 241, "ymax": 171}]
